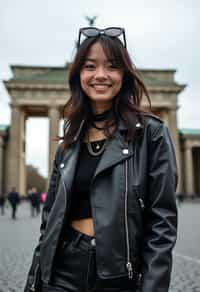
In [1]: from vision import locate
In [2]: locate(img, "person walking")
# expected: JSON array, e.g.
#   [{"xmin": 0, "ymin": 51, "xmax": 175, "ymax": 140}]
[
  {"xmin": 0, "ymin": 193, "xmax": 6, "ymax": 215},
  {"xmin": 24, "ymin": 27, "xmax": 178, "ymax": 292},
  {"xmin": 7, "ymin": 187, "xmax": 20, "ymax": 219},
  {"xmin": 29, "ymin": 187, "xmax": 41, "ymax": 217}
]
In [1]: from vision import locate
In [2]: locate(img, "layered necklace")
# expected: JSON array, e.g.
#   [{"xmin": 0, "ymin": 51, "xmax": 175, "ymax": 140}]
[
  {"xmin": 87, "ymin": 138, "xmax": 108, "ymax": 156},
  {"xmin": 86, "ymin": 108, "xmax": 114, "ymax": 156}
]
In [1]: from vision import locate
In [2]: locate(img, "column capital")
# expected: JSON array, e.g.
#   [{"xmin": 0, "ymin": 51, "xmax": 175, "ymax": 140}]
[
  {"xmin": 10, "ymin": 102, "xmax": 20, "ymax": 109},
  {"xmin": 48, "ymin": 104, "xmax": 60, "ymax": 111}
]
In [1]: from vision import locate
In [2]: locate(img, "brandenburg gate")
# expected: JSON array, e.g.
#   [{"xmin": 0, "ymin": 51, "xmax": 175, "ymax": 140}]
[{"xmin": 1, "ymin": 65, "xmax": 187, "ymax": 195}]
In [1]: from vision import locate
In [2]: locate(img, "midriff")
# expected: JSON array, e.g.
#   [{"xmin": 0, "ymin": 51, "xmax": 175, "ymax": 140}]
[{"xmin": 70, "ymin": 218, "xmax": 95, "ymax": 237}]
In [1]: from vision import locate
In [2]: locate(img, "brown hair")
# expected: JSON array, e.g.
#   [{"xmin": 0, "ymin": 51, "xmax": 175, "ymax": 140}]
[{"xmin": 61, "ymin": 35, "xmax": 151, "ymax": 148}]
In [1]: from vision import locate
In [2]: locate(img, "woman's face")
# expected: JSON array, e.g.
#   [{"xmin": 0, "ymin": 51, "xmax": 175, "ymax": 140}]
[{"xmin": 80, "ymin": 42, "xmax": 124, "ymax": 114}]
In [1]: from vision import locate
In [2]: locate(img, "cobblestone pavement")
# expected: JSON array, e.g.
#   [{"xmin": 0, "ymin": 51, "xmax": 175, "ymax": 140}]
[{"xmin": 0, "ymin": 201, "xmax": 200, "ymax": 291}]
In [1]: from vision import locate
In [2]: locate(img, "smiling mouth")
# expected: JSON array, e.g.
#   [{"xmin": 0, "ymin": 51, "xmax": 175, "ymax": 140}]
[{"xmin": 91, "ymin": 84, "xmax": 112, "ymax": 89}]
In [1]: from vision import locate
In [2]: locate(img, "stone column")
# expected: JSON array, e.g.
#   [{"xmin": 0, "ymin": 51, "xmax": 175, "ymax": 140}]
[
  {"xmin": 48, "ymin": 106, "xmax": 60, "ymax": 175},
  {"xmin": 0, "ymin": 136, "xmax": 4, "ymax": 195},
  {"xmin": 161, "ymin": 109, "xmax": 169, "ymax": 126},
  {"xmin": 184, "ymin": 143, "xmax": 194, "ymax": 195},
  {"xmin": 20, "ymin": 111, "xmax": 26, "ymax": 196},
  {"xmin": 168, "ymin": 108, "xmax": 182, "ymax": 193},
  {"xmin": 7, "ymin": 105, "xmax": 26, "ymax": 195}
]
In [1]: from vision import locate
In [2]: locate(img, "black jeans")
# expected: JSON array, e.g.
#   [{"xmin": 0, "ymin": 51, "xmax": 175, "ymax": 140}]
[{"xmin": 42, "ymin": 226, "xmax": 138, "ymax": 292}]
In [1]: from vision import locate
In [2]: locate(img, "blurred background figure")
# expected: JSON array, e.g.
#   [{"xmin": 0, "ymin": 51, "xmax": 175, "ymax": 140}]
[
  {"xmin": 176, "ymin": 191, "xmax": 185, "ymax": 207},
  {"xmin": 0, "ymin": 193, "xmax": 6, "ymax": 215},
  {"xmin": 40, "ymin": 191, "xmax": 47, "ymax": 204},
  {"xmin": 29, "ymin": 187, "xmax": 41, "ymax": 217},
  {"xmin": 7, "ymin": 187, "xmax": 20, "ymax": 219}
]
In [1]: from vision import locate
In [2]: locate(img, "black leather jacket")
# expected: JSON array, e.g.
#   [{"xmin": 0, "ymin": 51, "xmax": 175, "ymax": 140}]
[{"xmin": 24, "ymin": 114, "xmax": 178, "ymax": 292}]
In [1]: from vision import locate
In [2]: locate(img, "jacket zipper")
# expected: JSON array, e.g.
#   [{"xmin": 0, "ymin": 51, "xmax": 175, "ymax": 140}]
[
  {"xmin": 134, "ymin": 188, "xmax": 145, "ymax": 210},
  {"xmin": 30, "ymin": 263, "xmax": 39, "ymax": 291},
  {"xmin": 124, "ymin": 159, "xmax": 134, "ymax": 279}
]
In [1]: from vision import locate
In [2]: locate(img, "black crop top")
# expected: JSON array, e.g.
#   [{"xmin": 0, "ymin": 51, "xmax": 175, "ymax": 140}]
[{"xmin": 68, "ymin": 139, "xmax": 106, "ymax": 221}]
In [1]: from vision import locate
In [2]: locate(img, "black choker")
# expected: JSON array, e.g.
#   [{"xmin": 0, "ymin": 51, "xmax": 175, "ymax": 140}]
[{"xmin": 91, "ymin": 108, "xmax": 114, "ymax": 122}]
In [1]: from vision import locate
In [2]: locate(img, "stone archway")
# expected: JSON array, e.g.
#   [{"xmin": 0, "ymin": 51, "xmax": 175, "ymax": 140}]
[
  {"xmin": 4, "ymin": 66, "xmax": 185, "ymax": 195},
  {"xmin": 4, "ymin": 66, "xmax": 70, "ymax": 195}
]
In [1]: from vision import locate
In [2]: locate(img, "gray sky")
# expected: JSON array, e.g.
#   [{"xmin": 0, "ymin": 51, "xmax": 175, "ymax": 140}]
[{"xmin": 0, "ymin": 0, "xmax": 200, "ymax": 177}]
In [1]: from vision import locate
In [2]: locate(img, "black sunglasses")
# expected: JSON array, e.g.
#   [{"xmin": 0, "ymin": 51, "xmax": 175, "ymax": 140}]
[{"xmin": 77, "ymin": 27, "xmax": 127, "ymax": 48}]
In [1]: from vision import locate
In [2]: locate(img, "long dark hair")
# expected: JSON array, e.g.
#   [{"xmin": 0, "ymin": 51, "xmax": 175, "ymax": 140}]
[{"xmin": 62, "ymin": 35, "xmax": 151, "ymax": 148}]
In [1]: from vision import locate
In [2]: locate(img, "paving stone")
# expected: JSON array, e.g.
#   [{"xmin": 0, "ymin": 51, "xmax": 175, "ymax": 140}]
[{"xmin": 0, "ymin": 201, "xmax": 200, "ymax": 291}]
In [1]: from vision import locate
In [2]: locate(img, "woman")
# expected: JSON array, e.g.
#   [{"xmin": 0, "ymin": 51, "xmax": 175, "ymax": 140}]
[{"xmin": 24, "ymin": 27, "xmax": 178, "ymax": 292}]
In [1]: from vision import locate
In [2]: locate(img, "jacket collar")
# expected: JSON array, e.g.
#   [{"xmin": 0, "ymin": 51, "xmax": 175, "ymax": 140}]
[
  {"xmin": 93, "ymin": 130, "xmax": 133, "ymax": 179},
  {"xmin": 72, "ymin": 118, "xmax": 131, "ymax": 143},
  {"xmin": 59, "ymin": 117, "xmax": 143, "ymax": 188},
  {"xmin": 59, "ymin": 119, "xmax": 136, "ymax": 187}
]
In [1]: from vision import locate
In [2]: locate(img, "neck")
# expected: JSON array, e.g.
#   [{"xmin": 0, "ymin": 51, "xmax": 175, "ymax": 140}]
[
  {"xmin": 91, "ymin": 101, "xmax": 113, "ymax": 115},
  {"xmin": 90, "ymin": 107, "xmax": 114, "ymax": 122}
]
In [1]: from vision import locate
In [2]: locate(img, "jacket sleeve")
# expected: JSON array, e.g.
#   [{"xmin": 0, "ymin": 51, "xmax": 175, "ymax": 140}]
[
  {"xmin": 24, "ymin": 144, "xmax": 62, "ymax": 292},
  {"xmin": 140, "ymin": 123, "xmax": 178, "ymax": 292}
]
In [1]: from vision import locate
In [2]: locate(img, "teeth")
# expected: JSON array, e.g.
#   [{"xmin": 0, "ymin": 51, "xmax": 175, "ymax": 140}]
[{"xmin": 93, "ymin": 85, "xmax": 110, "ymax": 89}]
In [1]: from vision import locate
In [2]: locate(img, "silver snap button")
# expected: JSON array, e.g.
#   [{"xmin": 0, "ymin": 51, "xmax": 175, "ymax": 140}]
[
  {"xmin": 60, "ymin": 163, "xmax": 64, "ymax": 169},
  {"xmin": 123, "ymin": 149, "xmax": 129, "ymax": 154},
  {"xmin": 136, "ymin": 122, "xmax": 141, "ymax": 128},
  {"xmin": 91, "ymin": 238, "xmax": 96, "ymax": 246}
]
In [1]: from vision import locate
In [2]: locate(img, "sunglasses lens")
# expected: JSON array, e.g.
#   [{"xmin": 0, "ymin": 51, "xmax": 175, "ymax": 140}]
[
  {"xmin": 82, "ymin": 28, "xmax": 99, "ymax": 37},
  {"xmin": 105, "ymin": 28, "xmax": 122, "ymax": 37},
  {"xmin": 78, "ymin": 27, "xmax": 126, "ymax": 48}
]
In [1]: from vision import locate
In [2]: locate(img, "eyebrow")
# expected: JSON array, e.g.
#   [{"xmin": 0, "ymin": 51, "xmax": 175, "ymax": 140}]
[
  {"xmin": 84, "ymin": 58, "xmax": 96, "ymax": 62},
  {"xmin": 84, "ymin": 58, "xmax": 116, "ymax": 62}
]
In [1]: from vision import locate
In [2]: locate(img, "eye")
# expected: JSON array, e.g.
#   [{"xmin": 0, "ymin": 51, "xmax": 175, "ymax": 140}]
[
  {"xmin": 82, "ymin": 63, "xmax": 96, "ymax": 70},
  {"xmin": 107, "ymin": 62, "xmax": 121, "ymax": 69}
]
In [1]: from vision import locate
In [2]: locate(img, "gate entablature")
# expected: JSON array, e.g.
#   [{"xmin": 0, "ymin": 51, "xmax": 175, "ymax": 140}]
[{"xmin": 3, "ymin": 65, "xmax": 185, "ymax": 195}]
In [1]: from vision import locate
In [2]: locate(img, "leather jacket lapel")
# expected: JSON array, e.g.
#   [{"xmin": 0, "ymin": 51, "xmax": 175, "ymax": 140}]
[
  {"xmin": 57, "ymin": 118, "xmax": 136, "ymax": 188},
  {"xmin": 94, "ymin": 131, "xmax": 134, "ymax": 179}
]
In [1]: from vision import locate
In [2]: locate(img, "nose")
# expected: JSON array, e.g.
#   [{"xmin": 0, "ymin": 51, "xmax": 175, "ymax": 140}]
[{"xmin": 95, "ymin": 66, "xmax": 108, "ymax": 80}]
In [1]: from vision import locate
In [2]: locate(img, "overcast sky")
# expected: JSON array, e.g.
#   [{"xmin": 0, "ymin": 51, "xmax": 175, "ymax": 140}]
[{"xmin": 0, "ymin": 0, "xmax": 200, "ymax": 177}]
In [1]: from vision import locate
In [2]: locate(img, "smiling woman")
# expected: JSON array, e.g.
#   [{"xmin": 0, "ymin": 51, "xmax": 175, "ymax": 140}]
[
  {"xmin": 24, "ymin": 27, "xmax": 178, "ymax": 292},
  {"xmin": 80, "ymin": 42, "xmax": 123, "ymax": 114}
]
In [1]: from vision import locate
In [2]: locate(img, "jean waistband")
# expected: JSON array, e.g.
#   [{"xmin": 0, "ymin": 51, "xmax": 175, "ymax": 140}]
[{"xmin": 63, "ymin": 225, "xmax": 96, "ymax": 248}]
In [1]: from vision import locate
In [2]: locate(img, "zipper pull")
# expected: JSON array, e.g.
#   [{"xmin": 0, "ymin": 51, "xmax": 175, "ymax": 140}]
[
  {"xmin": 30, "ymin": 284, "xmax": 35, "ymax": 292},
  {"xmin": 30, "ymin": 263, "xmax": 39, "ymax": 292},
  {"xmin": 139, "ymin": 198, "xmax": 145, "ymax": 209},
  {"xmin": 126, "ymin": 261, "xmax": 134, "ymax": 279}
]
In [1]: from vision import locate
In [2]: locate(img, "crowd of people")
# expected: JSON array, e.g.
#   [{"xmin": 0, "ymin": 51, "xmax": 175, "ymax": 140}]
[
  {"xmin": 0, "ymin": 187, "xmax": 197, "ymax": 220},
  {"xmin": 0, "ymin": 187, "xmax": 47, "ymax": 219}
]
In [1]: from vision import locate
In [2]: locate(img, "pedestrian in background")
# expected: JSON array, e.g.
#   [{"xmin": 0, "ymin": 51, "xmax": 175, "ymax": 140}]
[
  {"xmin": 29, "ymin": 187, "xmax": 41, "ymax": 217},
  {"xmin": 176, "ymin": 192, "xmax": 184, "ymax": 207},
  {"xmin": 0, "ymin": 193, "xmax": 6, "ymax": 215},
  {"xmin": 7, "ymin": 187, "xmax": 20, "ymax": 219},
  {"xmin": 24, "ymin": 27, "xmax": 178, "ymax": 292},
  {"xmin": 40, "ymin": 192, "xmax": 47, "ymax": 204}
]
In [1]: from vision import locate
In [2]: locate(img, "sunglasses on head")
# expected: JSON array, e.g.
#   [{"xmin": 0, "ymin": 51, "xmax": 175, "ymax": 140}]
[{"xmin": 77, "ymin": 27, "xmax": 127, "ymax": 48}]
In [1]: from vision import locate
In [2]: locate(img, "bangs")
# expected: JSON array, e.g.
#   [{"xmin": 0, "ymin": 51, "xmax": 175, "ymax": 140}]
[
  {"xmin": 98, "ymin": 36, "xmax": 125, "ymax": 67},
  {"xmin": 77, "ymin": 35, "xmax": 125, "ymax": 68}
]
